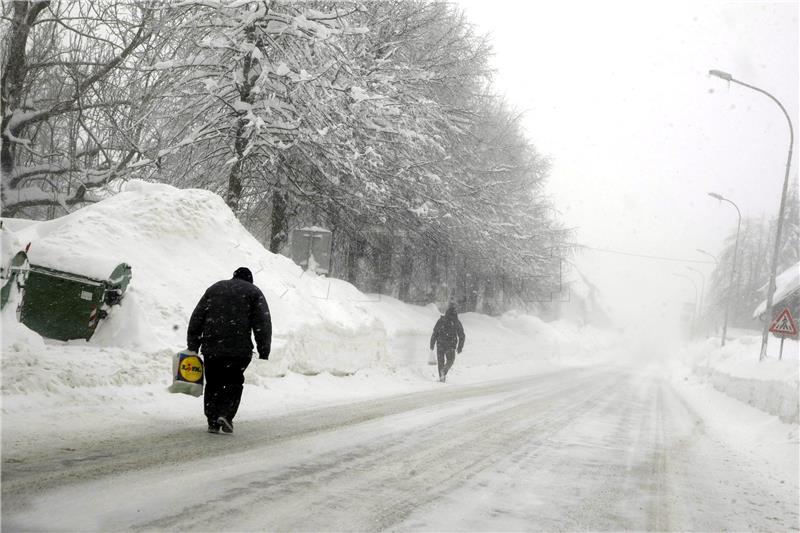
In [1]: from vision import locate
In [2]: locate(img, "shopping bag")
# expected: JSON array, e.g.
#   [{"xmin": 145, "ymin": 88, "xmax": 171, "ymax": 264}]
[
  {"xmin": 168, "ymin": 349, "xmax": 204, "ymax": 397},
  {"xmin": 428, "ymin": 349, "xmax": 437, "ymax": 366}
]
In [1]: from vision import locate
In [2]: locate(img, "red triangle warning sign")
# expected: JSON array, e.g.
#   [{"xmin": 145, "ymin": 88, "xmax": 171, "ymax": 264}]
[{"xmin": 769, "ymin": 308, "xmax": 798, "ymax": 337}]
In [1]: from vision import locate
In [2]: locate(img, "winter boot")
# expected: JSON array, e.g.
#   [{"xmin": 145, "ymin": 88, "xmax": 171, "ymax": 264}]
[
  {"xmin": 217, "ymin": 416, "xmax": 234, "ymax": 434},
  {"xmin": 207, "ymin": 422, "xmax": 220, "ymax": 434}
]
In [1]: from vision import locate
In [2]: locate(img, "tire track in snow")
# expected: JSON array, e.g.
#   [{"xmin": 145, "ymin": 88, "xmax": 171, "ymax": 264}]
[
  {"xmin": 133, "ymin": 368, "xmax": 625, "ymax": 532},
  {"xmin": 2, "ymin": 367, "xmax": 602, "ymax": 524}
]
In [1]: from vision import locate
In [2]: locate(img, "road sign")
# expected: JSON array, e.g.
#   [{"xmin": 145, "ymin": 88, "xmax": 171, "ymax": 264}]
[{"xmin": 768, "ymin": 307, "xmax": 798, "ymax": 337}]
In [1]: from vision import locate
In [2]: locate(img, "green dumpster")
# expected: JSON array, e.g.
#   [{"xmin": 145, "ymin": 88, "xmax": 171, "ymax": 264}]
[{"xmin": 18, "ymin": 263, "xmax": 132, "ymax": 341}]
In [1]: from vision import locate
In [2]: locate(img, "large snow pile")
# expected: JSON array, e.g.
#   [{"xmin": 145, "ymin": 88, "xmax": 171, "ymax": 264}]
[
  {"xmin": 683, "ymin": 332, "xmax": 799, "ymax": 423},
  {"xmin": 5, "ymin": 181, "xmax": 388, "ymax": 373},
  {"xmin": 1, "ymin": 181, "xmax": 620, "ymax": 450}
]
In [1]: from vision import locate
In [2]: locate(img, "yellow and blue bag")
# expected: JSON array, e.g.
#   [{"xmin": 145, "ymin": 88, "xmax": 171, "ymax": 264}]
[{"xmin": 168, "ymin": 349, "xmax": 204, "ymax": 397}]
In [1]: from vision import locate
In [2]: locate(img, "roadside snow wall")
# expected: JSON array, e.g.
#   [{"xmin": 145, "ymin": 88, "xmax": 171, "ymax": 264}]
[{"xmin": 687, "ymin": 336, "xmax": 799, "ymax": 424}]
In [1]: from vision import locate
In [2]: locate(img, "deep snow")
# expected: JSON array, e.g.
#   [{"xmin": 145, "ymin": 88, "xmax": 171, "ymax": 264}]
[{"xmin": 2, "ymin": 181, "xmax": 797, "ymax": 529}]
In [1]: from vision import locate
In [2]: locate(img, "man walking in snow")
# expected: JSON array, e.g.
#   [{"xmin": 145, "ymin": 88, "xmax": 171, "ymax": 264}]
[
  {"xmin": 188, "ymin": 267, "xmax": 271, "ymax": 434},
  {"xmin": 430, "ymin": 303, "xmax": 465, "ymax": 383}
]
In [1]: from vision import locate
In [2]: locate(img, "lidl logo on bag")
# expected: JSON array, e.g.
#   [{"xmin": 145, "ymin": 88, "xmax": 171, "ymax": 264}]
[{"xmin": 179, "ymin": 355, "xmax": 203, "ymax": 383}]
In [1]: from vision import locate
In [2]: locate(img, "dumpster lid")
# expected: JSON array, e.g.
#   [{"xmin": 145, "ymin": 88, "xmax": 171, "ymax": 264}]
[
  {"xmin": 28, "ymin": 264, "xmax": 105, "ymax": 286},
  {"xmin": 26, "ymin": 248, "xmax": 126, "ymax": 282}
]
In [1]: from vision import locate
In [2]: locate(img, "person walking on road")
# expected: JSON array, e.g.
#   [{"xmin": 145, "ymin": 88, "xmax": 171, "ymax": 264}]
[
  {"xmin": 188, "ymin": 267, "xmax": 271, "ymax": 434},
  {"xmin": 430, "ymin": 303, "xmax": 465, "ymax": 383}
]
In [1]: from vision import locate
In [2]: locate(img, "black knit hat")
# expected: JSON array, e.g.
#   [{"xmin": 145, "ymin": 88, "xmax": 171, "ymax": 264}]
[{"xmin": 232, "ymin": 267, "xmax": 253, "ymax": 283}]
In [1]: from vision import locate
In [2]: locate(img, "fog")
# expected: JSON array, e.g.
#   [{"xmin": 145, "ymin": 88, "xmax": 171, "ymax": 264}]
[
  {"xmin": 2, "ymin": 4, "xmax": 798, "ymax": 529},
  {"xmin": 458, "ymin": 0, "xmax": 799, "ymax": 338}
]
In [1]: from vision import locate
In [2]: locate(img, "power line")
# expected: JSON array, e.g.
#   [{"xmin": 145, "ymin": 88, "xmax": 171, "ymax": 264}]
[{"xmin": 578, "ymin": 245, "xmax": 716, "ymax": 265}]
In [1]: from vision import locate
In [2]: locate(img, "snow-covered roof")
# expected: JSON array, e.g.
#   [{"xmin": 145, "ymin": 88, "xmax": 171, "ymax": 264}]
[{"xmin": 753, "ymin": 261, "xmax": 800, "ymax": 318}]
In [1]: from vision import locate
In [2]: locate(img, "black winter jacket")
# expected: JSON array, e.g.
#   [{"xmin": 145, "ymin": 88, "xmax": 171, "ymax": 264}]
[
  {"xmin": 187, "ymin": 278, "xmax": 272, "ymax": 359},
  {"xmin": 430, "ymin": 311, "xmax": 465, "ymax": 352}
]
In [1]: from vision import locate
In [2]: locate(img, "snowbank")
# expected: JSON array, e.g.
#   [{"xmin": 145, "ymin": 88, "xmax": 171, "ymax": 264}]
[
  {"xmin": 683, "ymin": 334, "xmax": 799, "ymax": 423},
  {"xmin": 4, "ymin": 181, "xmax": 389, "ymax": 358}
]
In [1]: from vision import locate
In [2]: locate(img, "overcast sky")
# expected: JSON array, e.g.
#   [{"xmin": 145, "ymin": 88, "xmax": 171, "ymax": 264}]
[{"xmin": 458, "ymin": 0, "xmax": 799, "ymax": 328}]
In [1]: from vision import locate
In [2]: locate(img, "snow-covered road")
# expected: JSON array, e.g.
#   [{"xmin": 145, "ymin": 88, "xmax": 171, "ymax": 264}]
[{"xmin": 3, "ymin": 365, "xmax": 797, "ymax": 532}]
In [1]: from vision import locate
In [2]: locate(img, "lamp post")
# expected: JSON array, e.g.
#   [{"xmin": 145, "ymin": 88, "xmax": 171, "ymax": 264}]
[
  {"xmin": 685, "ymin": 266, "xmax": 706, "ymax": 315},
  {"xmin": 696, "ymin": 248, "xmax": 718, "ymax": 265},
  {"xmin": 673, "ymin": 273, "xmax": 699, "ymax": 337},
  {"xmin": 697, "ymin": 248, "xmax": 719, "ymax": 335},
  {"xmin": 709, "ymin": 69, "xmax": 795, "ymax": 360},
  {"xmin": 708, "ymin": 192, "xmax": 741, "ymax": 347},
  {"xmin": 686, "ymin": 266, "xmax": 707, "ymax": 336}
]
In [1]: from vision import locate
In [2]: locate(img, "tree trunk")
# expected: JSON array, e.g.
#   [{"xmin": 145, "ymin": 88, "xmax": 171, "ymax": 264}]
[
  {"xmin": 269, "ymin": 187, "xmax": 289, "ymax": 253},
  {"xmin": 226, "ymin": 118, "xmax": 247, "ymax": 211},
  {"xmin": 225, "ymin": 24, "xmax": 259, "ymax": 212},
  {"xmin": 398, "ymin": 244, "xmax": 413, "ymax": 302},
  {"xmin": 427, "ymin": 250, "xmax": 440, "ymax": 303},
  {"xmin": 372, "ymin": 236, "xmax": 393, "ymax": 294},
  {"xmin": 475, "ymin": 277, "xmax": 486, "ymax": 314},
  {"xmin": 346, "ymin": 236, "xmax": 363, "ymax": 285},
  {"xmin": 1, "ymin": 2, "xmax": 49, "ymax": 180}
]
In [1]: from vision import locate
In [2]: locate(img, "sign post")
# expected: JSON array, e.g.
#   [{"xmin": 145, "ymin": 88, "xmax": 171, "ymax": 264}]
[
  {"xmin": 290, "ymin": 227, "xmax": 332, "ymax": 275},
  {"xmin": 768, "ymin": 307, "xmax": 798, "ymax": 360}
]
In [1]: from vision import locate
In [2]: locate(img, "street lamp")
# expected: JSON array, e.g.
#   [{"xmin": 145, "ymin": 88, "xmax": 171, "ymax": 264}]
[
  {"xmin": 673, "ymin": 273, "xmax": 699, "ymax": 336},
  {"xmin": 686, "ymin": 266, "xmax": 707, "ymax": 336},
  {"xmin": 696, "ymin": 248, "xmax": 718, "ymax": 265},
  {"xmin": 697, "ymin": 248, "xmax": 720, "ymax": 335},
  {"xmin": 685, "ymin": 266, "xmax": 706, "ymax": 315},
  {"xmin": 708, "ymin": 69, "xmax": 732, "ymax": 82},
  {"xmin": 709, "ymin": 69, "xmax": 795, "ymax": 360},
  {"xmin": 708, "ymin": 192, "xmax": 741, "ymax": 347}
]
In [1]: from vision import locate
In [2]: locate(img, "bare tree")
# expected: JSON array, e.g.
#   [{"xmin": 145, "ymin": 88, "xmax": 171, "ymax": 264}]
[{"xmin": 0, "ymin": 0, "xmax": 177, "ymax": 216}]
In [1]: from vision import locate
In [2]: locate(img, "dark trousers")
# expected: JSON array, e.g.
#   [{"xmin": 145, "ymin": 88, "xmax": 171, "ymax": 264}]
[
  {"xmin": 204, "ymin": 356, "xmax": 250, "ymax": 423},
  {"xmin": 436, "ymin": 345, "xmax": 456, "ymax": 378}
]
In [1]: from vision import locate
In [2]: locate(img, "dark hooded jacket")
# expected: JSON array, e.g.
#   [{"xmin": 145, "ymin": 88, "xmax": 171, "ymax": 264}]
[
  {"xmin": 430, "ymin": 306, "xmax": 465, "ymax": 353},
  {"xmin": 187, "ymin": 269, "xmax": 272, "ymax": 359}
]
